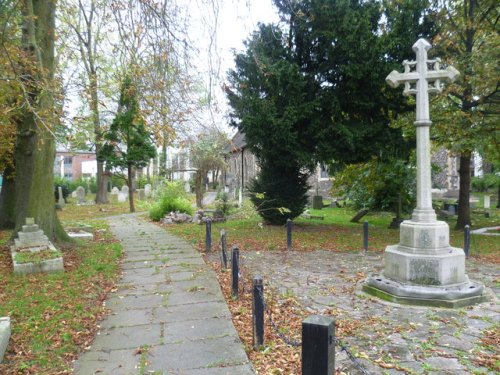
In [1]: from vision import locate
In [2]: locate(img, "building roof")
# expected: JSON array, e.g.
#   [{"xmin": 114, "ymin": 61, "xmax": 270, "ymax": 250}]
[{"xmin": 224, "ymin": 131, "xmax": 247, "ymax": 153}]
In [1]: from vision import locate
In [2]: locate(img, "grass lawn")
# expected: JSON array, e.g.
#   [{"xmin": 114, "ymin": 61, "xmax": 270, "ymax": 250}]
[
  {"xmin": 165, "ymin": 201, "xmax": 499, "ymax": 262},
  {"xmin": 0, "ymin": 213, "xmax": 123, "ymax": 374},
  {"xmin": 0, "ymin": 193, "xmax": 497, "ymax": 374}
]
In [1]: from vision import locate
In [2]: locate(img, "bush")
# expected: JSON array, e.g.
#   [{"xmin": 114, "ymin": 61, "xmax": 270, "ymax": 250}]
[
  {"xmin": 149, "ymin": 181, "xmax": 194, "ymax": 221},
  {"xmin": 54, "ymin": 176, "xmax": 71, "ymax": 202},
  {"xmin": 248, "ymin": 164, "xmax": 309, "ymax": 225},
  {"xmin": 215, "ymin": 191, "xmax": 232, "ymax": 216},
  {"xmin": 471, "ymin": 173, "xmax": 499, "ymax": 192}
]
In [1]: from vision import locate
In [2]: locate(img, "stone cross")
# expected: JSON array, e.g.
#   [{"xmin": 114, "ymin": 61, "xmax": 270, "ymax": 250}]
[{"xmin": 386, "ymin": 38, "xmax": 459, "ymax": 222}]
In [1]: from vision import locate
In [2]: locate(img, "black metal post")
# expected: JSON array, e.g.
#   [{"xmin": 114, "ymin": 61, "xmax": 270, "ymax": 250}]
[
  {"xmin": 252, "ymin": 276, "xmax": 264, "ymax": 349},
  {"xmin": 302, "ymin": 315, "xmax": 335, "ymax": 375},
  {"xmin": 363, "ymin": 221, "xmax": 369, "ymax": 251},
  {"xmin": 231, "ymin": 246, "xmax": 239, "ymax": 298},
  {"xmin": 220, "ymin": 229, "xmax": 228, "ymax": 269},
  {"xmin": 205, "ymin": 218, "xmax": 212, "ymax": 252},
  {"xmin": 286, "ymin": 219, "xmax": 292, "ymax": 250},
  {"xmin": 464, "ymin": 225, "xmax": 470, "ymax": 258}
]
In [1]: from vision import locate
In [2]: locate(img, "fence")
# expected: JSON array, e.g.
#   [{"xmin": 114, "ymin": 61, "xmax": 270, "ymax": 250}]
[{"xmin": 217, "ymin": 230, "xmax": 373, "ymax": 375}]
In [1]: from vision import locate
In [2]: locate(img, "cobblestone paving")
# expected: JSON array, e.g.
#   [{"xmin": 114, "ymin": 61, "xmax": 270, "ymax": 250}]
[{"xmin": 224, "ymin": 250, "xmax": 499, "ymax": 375}]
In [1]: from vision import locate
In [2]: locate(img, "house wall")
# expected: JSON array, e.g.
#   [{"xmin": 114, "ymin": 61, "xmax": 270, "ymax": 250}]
[{"xmin": 54, "ymin": 151, "xmax": 97, "ymax": 181}]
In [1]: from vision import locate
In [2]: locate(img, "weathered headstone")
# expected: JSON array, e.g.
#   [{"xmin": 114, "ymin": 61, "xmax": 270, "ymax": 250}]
[
  {"xmin": 364, "ymin": 39, "xmax": 485, "ymax": 307},
  {"xmin": 121, "ymin": 185, "xmax": 129, "ymax": 195},
  {"xmin": 111, "ymin": 186, "xmax": 120, "ymax": 194},
  {"xmin": 137, "ymin": 189, "xmax": 146, "ymax": 200},
  {"xmin": 184, "ymin": 181, "xmax": 191, "ymax": 193},
  {"xmin": 483, "ymin": 195, "xmax": 490, "ymax": 209},
  {"xmin": 144, "ymin": 184, "xmax": 152, "ymax": 197},
  {"xmin": 57, "ymin": 186, "xmax": 65, "ymax": 207},
  {"xmin": 0, "ymin": 317, "xmax": 10, "ymax": 364},
  {"xmin": 76, "ymin": 186, "xmax": 86, "ymax": 204},
  {"xmin": 117, "ymin": 192, "xmax": 127, "ymax": 203}
]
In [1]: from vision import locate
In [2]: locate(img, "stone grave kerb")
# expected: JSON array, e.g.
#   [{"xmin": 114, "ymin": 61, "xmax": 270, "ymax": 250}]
[
  {"xmin": 364, "ymin": 39, "xmax": 486, "ymax": 308},
  {"xmin": 11, "ymin": 218, "xmax": 64, "ymax": 274}
]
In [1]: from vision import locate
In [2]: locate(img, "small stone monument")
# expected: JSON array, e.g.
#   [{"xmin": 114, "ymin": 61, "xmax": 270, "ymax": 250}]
[
  {"xmin": 109, "ymin": 187, "xmax": 119, "ymax": 204},
  {"xmin": 364, "ymin": 39, "xmax": 485, "ymax": 307},
  {"xmin": 144, "ymin": 184, "xmax": 152, "ymax": 198},
  {"xmin": 75, "ymin": 186, "xmax": 86, "ymax": 204},
  {"xmin": 11, "ymin": 218, "xmax": 64, "ymax": 274},
  {"xmin": 184, "ymin": 181, "xmax": 191, "ymax": 193},
  {"xmin": 483, "ymin": 195, "xmax": 490, "ymax": 209},
  {"xmin": 119, "ymin": 185, "xmax": 129, "ymax": 201},
  {"xmin": 57, "ymin": 186, "xmax": 65, "ymax": 207},
  {"xmin": 137, "ymin": 188, "xmax": 146, "ymax": 200},
  {"xmin": 0, "ymin": 317, "xmax": 10, "ymax": 364}
]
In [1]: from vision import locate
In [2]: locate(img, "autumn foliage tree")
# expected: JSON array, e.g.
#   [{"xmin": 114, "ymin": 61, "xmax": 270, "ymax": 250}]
[
  {"xmin": 0, "ymin": 0, "xmax": 69, "ymax": 241},
  {"xmin": 430, "ymin": 0, "xmax": 499, "ymax": 229},
  {"xmin": 97, "ymin": 75, "xmax": 156, "ymax": 213}
]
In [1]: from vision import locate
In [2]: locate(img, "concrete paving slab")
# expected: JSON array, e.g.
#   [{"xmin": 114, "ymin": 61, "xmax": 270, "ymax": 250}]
[
  {"xmin": 163, "ymin": 317, "xmax": 238, "ymax": 343},
  {"xmin": 99, "ymin": 308, "xmax": 153, "ymax": 329},
  {"xmin": 106, "ymin": 294, "xmax": 165, "ymax": 311},
  {"xmin": 147, "ymin": 335, "xmax": 250, "ymax": 372},
  {"xmin": 89, "ymin": 324, "xmax": 162, "ymax": 351},
  {"xmin": 75, "ymin": 215, "xmax": 253, "ymax": 374},
  {"xmin": 153, "ymin": 301, "xmax": 231, "ymax": 323},
  {"xmin": 74, "ymin": 348, "xmax": 139, "ymax": 374}
]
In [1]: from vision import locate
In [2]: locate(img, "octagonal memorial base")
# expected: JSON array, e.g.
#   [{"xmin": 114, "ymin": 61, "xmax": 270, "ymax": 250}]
[{"xmin": 364, "ymin": 219, "xmax": 487, "ymax": 308}]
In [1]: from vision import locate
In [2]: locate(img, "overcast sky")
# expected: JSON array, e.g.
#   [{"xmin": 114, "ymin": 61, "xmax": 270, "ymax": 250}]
[{"xmin": 186, "ymin": 0, "xmax": 280, "ymax": 131}]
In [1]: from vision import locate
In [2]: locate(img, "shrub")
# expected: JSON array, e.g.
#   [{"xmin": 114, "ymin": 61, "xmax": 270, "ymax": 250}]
[
  {"xmin": 215, "ymin": 191, "xmax": 232, "ymax": 216},
  {"xmin": 471, "ymin": 173, "xmax": 499, "ymax": 192},
  {"xmin": 248, "ymin": 164, "xmax": 309, "ymax": 225},
  {"xmin": 149, "ymin": 181, "xmax": 194, "ymax": 221}
]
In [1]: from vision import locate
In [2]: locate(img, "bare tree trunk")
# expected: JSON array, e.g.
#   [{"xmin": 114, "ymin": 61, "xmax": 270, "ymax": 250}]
[
  {"xmin": 12, "ymin": 0, "xmax": 69, "ymax": 242},
  {"xmin": 0, "ymin": 166, "xmax": 15, "ymax": 228},
  {"xmin": 128, "ymin": 164, "xmax": 135, "ymax": 212},
  {"xmin": 195, "ymin": 170, "xmax": 204, "ymax": 208},
  {"xmin": 456, "ymin": 153, "xmax": 471, "ymax": 230}
]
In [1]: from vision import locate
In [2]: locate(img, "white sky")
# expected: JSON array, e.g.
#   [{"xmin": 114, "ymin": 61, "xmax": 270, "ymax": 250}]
[{"xmin": 186, "ymin": 0, "xmax": 280, "ymax": 132}]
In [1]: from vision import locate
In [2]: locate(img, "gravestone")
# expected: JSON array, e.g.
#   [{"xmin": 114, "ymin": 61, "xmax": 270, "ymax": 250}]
[
  {"xmin": 119, "ymin": 185, "xmax": 129, "ymax": 201},
  {"xmin": 76, "ymin": 186, "xmax": 86, "ymax": 204},
  {"xmin": 0, "ymin": 317, "xmax": 10, "ymax": 364},
  {"xmin": 185, "ymin": 181, "xmax": 191, "ymax": 193},
  {"xmin": 483, "ymin": 195, "xmax": 490, "ymax": 209},
  {"xmin": 109, "ymin": 188, "xmax": 119, "ymax": 204},
  {"xmin": 11, "ymin": 218, "xmax": 64, "ymax": 274},
  {"xmin": 57, "ymin": 186, "xmax": 65, "ymax": 207},
  {"xmin": 144, "ymin": 184, "xmax": 152, "ymax": 198},
  {"xmin": 364, "ymin": 39, "xmax": 485, "ymax": 307},
  {"xmin": 137, "ymin": 189, "xmax": 146, "ymax": 200}
]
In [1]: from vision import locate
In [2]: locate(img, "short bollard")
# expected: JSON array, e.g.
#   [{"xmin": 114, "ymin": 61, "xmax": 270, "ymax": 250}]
[
  {"xmin": 286, "ymin": 218, "xmax": 292, "ymax": 250},
  {"xmin": 302, "ymin": 315, "xmax": 335, "ymax": 375},
  {"xmin": 464, "ymin": 225, "xmax": 470, "ymax": 258},
  {"xmin": 363, "ymin": 221, "xmax": 369, "ymax": 251},
  {"xmin": 252, "ymin": 276, "xmax": 264, "ymax": 349},
  {"xmin": 220, "ymin": 229, "xmax": 228, "ymax": 269},
  {"xmin": 205, "ymin": 218, "xmax": 212, "ymax": 252},
  {"xmin": 231, "ymin": 246, "xmax": 239, "ymax": 298}
]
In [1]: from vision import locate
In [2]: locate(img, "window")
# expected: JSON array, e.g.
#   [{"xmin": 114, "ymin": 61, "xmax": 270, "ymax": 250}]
[{"xmin": 320, "ymin": 164, "xmax": 329, "ymax": 179}]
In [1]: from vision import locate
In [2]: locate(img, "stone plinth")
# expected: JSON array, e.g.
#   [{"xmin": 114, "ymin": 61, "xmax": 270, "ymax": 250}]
[
  {"xmin": 11, "ymin": 219, "xmax": 64, "ymax": 275},
  {"xmin": 0, "ymin": 317, "xmax": 10, "ymax": 363},
  {"xmin": 11, "ymin": 242, "xmax": 64, "ymax": 275},
  {"xmin": 14, "ymin": 222, "xmax": 50, "ymax": 250},
  {"xmin": 364, "ymin": 219, "xmax": 486, "ymax": 307}
]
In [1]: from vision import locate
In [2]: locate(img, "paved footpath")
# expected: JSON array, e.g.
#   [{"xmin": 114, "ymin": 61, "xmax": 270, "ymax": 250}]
[{"xmin": 74, "ymin": 214, "xmax": 255, "ymax": 375}]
